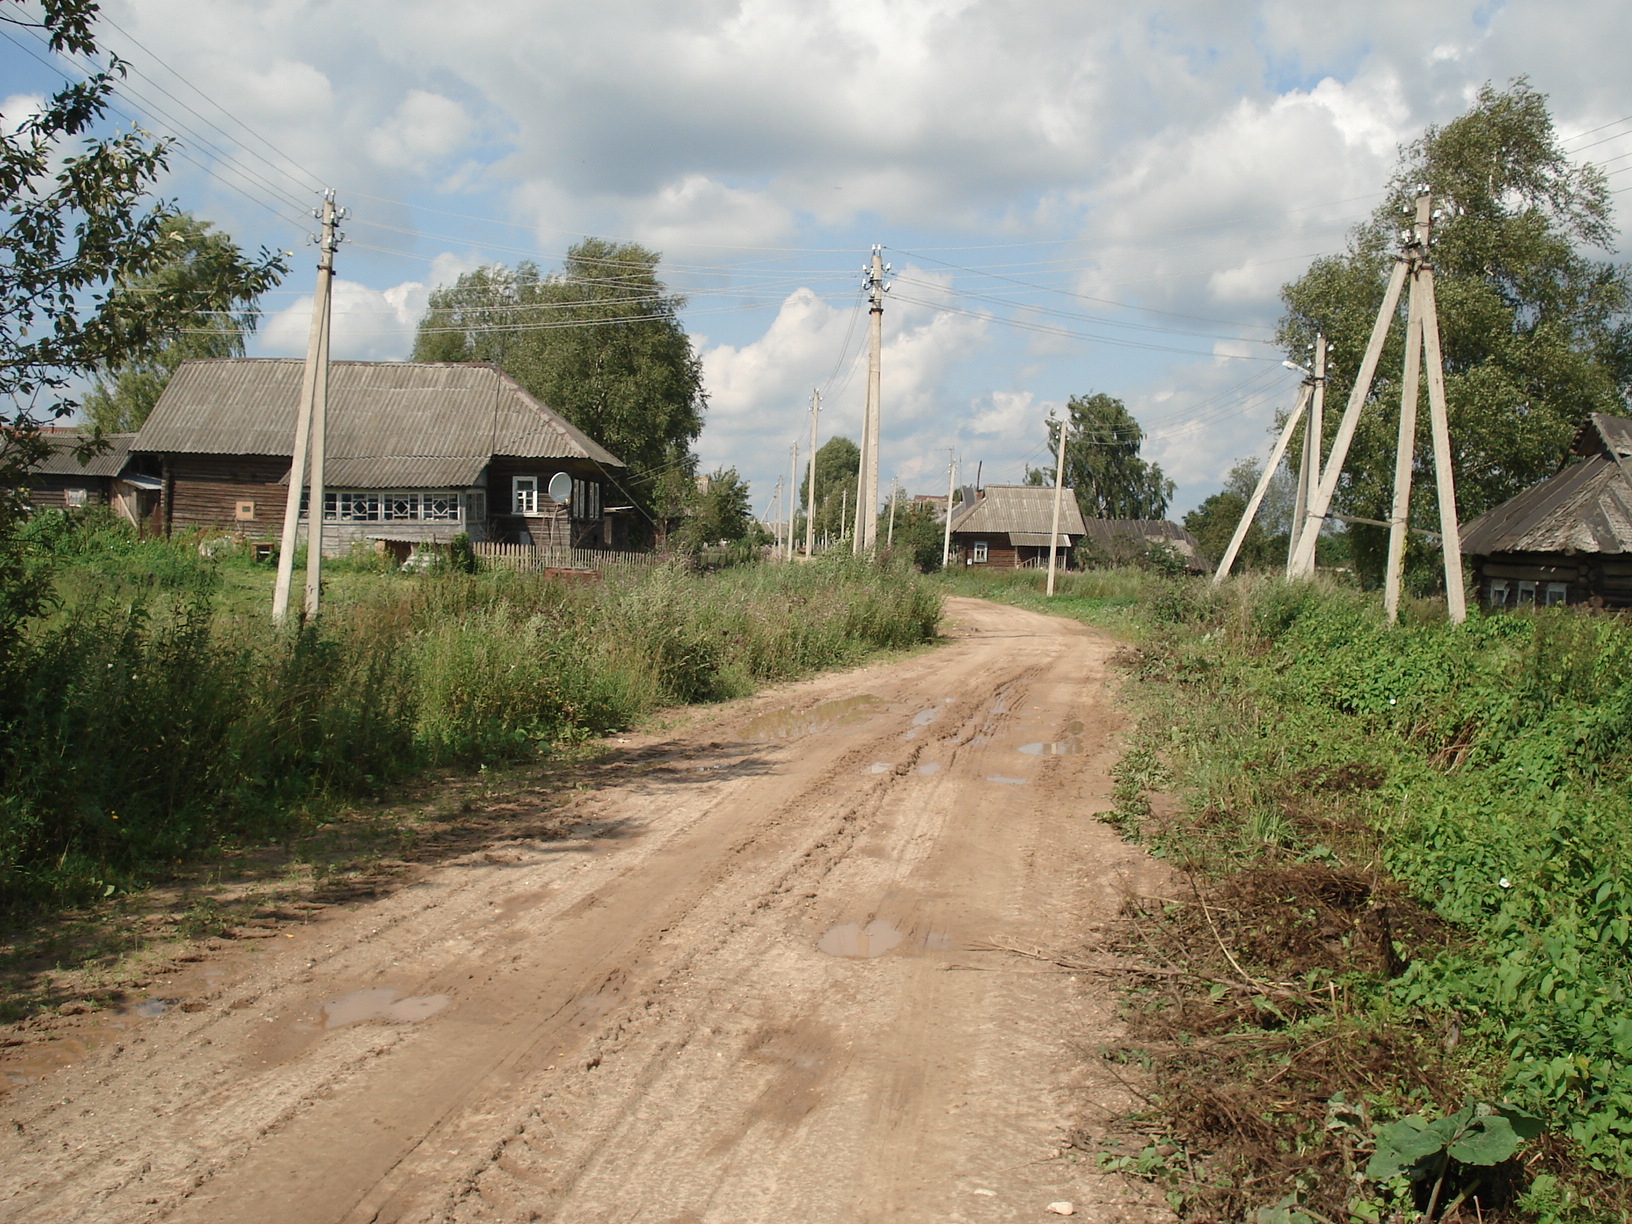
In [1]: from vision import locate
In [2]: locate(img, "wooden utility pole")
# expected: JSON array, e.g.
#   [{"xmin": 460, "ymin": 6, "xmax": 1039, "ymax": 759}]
[
  {"xmin": 1046, "ymin": 416, "xmax": 1068, "ymax": 597},
  {"xmin": 1287, "ymin": 334, "xmax": 1327, "ymax": 572},
  {"xmin": 854, "ymin": 246, "xmax": 886, "ymax": 553},
  {"xmin": 273, "ymin": 190, "xmax": 343, "ymax": 623},
  {"xmin": 805, "ymin": 390, "xmax": 819, "ymax": 558},
  {"xmin": 940, "ymin": 452, "xmax": 957, "ymax": 568}
]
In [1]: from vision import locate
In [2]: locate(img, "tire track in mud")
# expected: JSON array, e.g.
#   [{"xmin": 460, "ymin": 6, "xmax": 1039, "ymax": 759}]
[{"xmin": 0, "ymin": 598, "xmax": 1173, "ymax": 1224}]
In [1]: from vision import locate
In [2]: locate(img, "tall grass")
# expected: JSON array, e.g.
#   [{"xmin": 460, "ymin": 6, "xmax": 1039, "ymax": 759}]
[
  {"xmin": 1088, "ymin": 572, "xmax": 1632, "ymax": 1214},
  {"xmin": 0, "ymin": 522, "xmax": 938, "ymax": 910}
]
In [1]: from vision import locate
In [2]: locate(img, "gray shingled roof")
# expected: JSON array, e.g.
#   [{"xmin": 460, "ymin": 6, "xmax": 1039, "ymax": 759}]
[
  {"xmin": 949, "ymin": 485, "xmax": 1089, "ymax": 536},
  {"xmin": 1078, "ymin": 517, "xmax": 1208, "ymax": 571},
  {"xmin": 29, "ymin": 432, "xmax": 137, "ymax": 478},
  {"xmin": 1461, "ymin": 455, "xmax": 1632, "ymax": 556},
  {"xmin": 133, "ymin": 359, "xmax": 624, "ymax": 473}
]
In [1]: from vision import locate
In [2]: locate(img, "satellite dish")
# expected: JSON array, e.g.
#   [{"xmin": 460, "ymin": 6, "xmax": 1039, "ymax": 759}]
[{"xmin": 547, "ymin": 472, "xmax": 573, "ymax": 505}]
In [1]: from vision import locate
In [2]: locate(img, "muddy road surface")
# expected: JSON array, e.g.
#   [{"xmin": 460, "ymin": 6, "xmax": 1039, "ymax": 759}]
[{"xmin": 1, "ymin": 597, "xmax": 1168, "ymax": 1224}]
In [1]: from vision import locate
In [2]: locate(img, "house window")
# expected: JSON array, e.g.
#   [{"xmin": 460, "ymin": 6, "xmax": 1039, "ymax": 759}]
[
  {"xmin": 1544, "ymin": 582, "xmax": 1568, "ymax": 607},
  {"xmin": 972, "ymin": 540, "xmax": 989, "ymax": 563},
  {"xmin": 513, "ymin": 476, "xmax": 538, "ymax": 515},
  {"xmin": 306, "ymin": 491, "xmax": 463, "ymax": 523},
  {"xmin": 468, "ymin": 490, "xmax": 487, "ymax": 524},
  {"xmin": 1486, "ymin": 579, "xmax": 1511, "ymax": 608},
  {"xmin": 64, "ymin": 488, "xmax": 88, "ymax": 508},
  {"xmin": 1516, "ymin": 581, "xmax": 1536, "ymax": 607},
  {"xmin": 571, "ymin": 478, "xmax": 601, "ymax": 520}
]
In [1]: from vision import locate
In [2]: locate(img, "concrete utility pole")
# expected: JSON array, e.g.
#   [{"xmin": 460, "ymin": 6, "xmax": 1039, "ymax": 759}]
[
  {"xmin": 805, "ymin": 389, "xmax": 819, "ymax": 557},
  {"xmin": 1287, "ymin": 257, "xmax": 1410, "ymax": 580},
  {"xmin": 787, "ymin": 442, "xmax": 798, "ymax": 561},
  {"xmin": 940, "ymin": 451, "xmax": 957, "ymax": 569},
  {"xmin": 1046, "ymin": 416, "xmax": 1069, "ymax": 597},
  {"xmin": 887, "ymin": 483, "xmax": 898, "ymax": 549},
  {"xmin": 1285, "ymin": 193, "xmax": 1465, "ymax": 623},
  {"xmin": 273, "ymin": 190, "xmax": 344, "ymax": 623},
  {"xmin": 854, "ymin": 245, "xmax": 887, "ymax": 553},
  {"xmin": 1213, "ymin": 377, "xmax": 1314, "ymax": 584},
  {"xmin": 1287, "ymin": 334, "xmax": 1327, "ymax": 572}
]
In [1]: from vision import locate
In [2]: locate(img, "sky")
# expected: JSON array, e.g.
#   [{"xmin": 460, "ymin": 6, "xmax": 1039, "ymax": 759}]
[{"xmin": 4, "ymin": 0, "xmax": 1630, "ymax": 519}]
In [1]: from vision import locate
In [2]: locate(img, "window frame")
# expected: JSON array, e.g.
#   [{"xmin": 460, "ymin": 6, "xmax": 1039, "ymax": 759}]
[
  {"xmin": 972, "ymin": 540, "xmax": 989, "ymax": 564},
  {"xmin": 513, "ymin": 476, "xmax": 539, "ymax": 516}
]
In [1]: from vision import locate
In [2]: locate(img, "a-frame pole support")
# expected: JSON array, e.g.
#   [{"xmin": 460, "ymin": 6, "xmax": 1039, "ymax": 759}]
[{"xmin": 1213, "ymin": 380, "xmax": 1312, "ymax": 584}]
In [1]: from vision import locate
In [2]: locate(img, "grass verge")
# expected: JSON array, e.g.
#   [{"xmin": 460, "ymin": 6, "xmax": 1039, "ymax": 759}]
[{"xmin": 966, "ymin": 568, "xmax": 1632, "ymax": 1223}]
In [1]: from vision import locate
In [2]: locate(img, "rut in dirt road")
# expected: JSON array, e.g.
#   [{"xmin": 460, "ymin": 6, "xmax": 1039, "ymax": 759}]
[{"xmin": 0, "ymin": 597, "xmax": 1170, "ymax": 1224}]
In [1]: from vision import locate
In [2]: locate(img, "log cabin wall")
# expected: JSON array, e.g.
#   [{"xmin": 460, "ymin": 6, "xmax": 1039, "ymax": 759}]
[
  {"xmin": 1471, "ymin": 550, "xmax": 1632, "ymax": 609},
  {"xmin": 166, "ymin": 454, "xmax": 290, "ymax": 535}
]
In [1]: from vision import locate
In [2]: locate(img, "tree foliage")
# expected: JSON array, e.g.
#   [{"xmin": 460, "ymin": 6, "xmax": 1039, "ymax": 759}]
[
  {"xmin": 412, "ymin": 241, "xmax": 706, "ymax": 533},
  {"xmin": 82, "ymin": 212, "xmax": 282, "ymax": 432},
  {"xmin": 881, "ymin": 495, "xmax": 945, "ymax": 572},
  {"xmin": 1025, "ymin": 392, "xmax": 1174, "ymax": 520},
  {"xmin": 0, "ymin": 0, "xmax": 283, "ymax": 657},
  {"xmin": 1279, "ymin": 79, "xmax": 1631, "ymax": 586},
  {"xmin": 676, "ymin": 466, "xmax": 761, "ymax": 553},
  {"xmin": 801, "ymin": 434, "xmax": 860, "ymax": 544}
]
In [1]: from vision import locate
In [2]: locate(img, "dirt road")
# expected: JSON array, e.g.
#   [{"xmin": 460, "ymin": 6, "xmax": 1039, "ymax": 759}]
[{"xmin": 1, "ymin": 597, "xmax": 1168, "ymax": 1224}]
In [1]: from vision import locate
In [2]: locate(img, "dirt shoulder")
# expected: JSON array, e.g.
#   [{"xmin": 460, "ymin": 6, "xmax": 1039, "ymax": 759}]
[{"xmin": 1, "ymin": 596, "xmax": 1169, "ymax": 1224}]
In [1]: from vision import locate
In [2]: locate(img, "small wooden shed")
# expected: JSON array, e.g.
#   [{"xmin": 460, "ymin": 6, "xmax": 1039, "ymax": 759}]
[
  {"xmin": 20, "ymin": 431, "xmax": 164, "ymax": 529},
  {"xmin": 948, "ymin": 484, "xmax": 1089, "ymax": 568},
  {"xmin": 1460, "ymin": 413, "xmax": 1632, "ymax": 609}
]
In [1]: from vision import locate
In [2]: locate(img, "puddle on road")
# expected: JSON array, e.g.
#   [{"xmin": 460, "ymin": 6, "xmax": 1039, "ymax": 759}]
[
  {"xmin": 322, "ymin": 987, "xmax": 449, "ymax": 1029},
  {"xmin": 1018, "ymin": 720, "xmax": 1085, "ymax": 757},
  {"xmin": 819, "ymin": 922, "xmax": 952, "ymax": 958},
  {"xmin": 916, "ymin": 762, "xmax": 942, "ymax": 776},
  {"xmin": 986, "ymin": 775, "xmax": 1029, "ymax": 785},
  {"xmin": 818, "ymin": 920, "xmax": 905, "ymax": 958},
  {"xmin": 742, "ymin": 695, "xmax": 882, "ymax": 741},
  {"xmin": 127, "ymin": 998, "xmax": 176, "ymax": 1019},
  {"xmin": 900, "ymin": 703, "xmax": 945, "ymax": 741}
]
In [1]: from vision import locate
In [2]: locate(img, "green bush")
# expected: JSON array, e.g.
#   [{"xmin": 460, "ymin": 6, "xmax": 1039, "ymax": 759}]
[{"xmin": 0, "ymin": 530, "xmax": 940, "ymax": 910}]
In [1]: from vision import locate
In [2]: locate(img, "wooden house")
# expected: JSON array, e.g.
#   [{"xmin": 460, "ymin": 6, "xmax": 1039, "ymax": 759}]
[
  {"xmin": 1460, "ymin": 413, "xmax": 1632, "ymax": 609},
  {"xmin": 1077, "ymin": 518, "xmax": 1209, "ymax": 573},
  {"xmin": 947, "ymin": 484, "xmax": 1089, "ymax": 568},
  {"xmin": 131, "ymin": 359, "xmax": 626, "ymax": 554},
  {"xmin": 18, "ymin": 430, "xmax": 164, "ymax": 529}
]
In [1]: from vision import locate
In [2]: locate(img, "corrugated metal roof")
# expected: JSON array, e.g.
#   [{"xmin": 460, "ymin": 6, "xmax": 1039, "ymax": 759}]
[
  {"xmin": 1460, "ymin": 454, "xmax": 1632, "ymax": 555},
  {"xmin": 132, "ymin": 359, "xmax": 624, "ymax": 470},
  {"xmin": 1009, "ymin": 532, "xmax": 1073, "ymax": 547},
  {"xmin": 276, "ymin": 456, "xmax": 489, "ymax": 488},
  {"xmin": 29, "ymin": 432, "xmax": 137, "ymax": 478},
  {"xmin": 948, "ymin": 485, "xmax": 1089, "ymax": 536}
]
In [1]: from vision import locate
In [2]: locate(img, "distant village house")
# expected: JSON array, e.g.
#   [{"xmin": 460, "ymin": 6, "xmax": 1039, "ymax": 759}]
[
  {"xmin": 1460, "ymin": 412, "xmax": 1632, "ymax": 609},
  {"xmin": 128, "ymin": 359, "xmax": 626, "ymax": 555},
  {"xmin": 947, "ymin": 484, "xmax": 1088, "ymax": 568}
]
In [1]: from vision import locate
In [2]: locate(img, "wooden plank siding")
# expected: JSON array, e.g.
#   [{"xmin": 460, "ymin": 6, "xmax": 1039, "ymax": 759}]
[
  {"xmin": 165, "ymin": 454, "xmax": 289, "ymax": 535},
  {"xmin": 1470, "ymin": 550, "xmax": 1632, "ymax": 610},
  {"xmin": 486, "ymin": 456, "xmax": 615, "ymax": 548}
]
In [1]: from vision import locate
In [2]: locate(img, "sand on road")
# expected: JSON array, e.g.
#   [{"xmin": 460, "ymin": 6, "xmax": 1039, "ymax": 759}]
[{"xmin": 0, "ymin": 596, "xmax": 1169, "ymax": 1224}]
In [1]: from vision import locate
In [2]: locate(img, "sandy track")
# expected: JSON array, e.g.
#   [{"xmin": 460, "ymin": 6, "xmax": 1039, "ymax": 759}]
[{"xmin": 1, "ymin": 597, "xmax": 1168, "ymax": 1224}]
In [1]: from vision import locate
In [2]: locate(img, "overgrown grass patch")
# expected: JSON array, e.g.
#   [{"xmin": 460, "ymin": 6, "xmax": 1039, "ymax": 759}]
[
  {"xmin": 1050, "ymin": 574, "xmax": 1632, "ymax": 1223},
  {"xmin": 0, "ymin": 517, "xmax": 939, "ymax": 915}
]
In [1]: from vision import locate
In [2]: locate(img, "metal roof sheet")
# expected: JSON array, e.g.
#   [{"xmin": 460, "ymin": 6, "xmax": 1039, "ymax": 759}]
[
  {"xmin": 28, "ymin": 432, "xmax": 137, "ymax": 478},
  {"xmin": 1009, "ymin": 532, "xmax": 1073, "ymax": 547},
  {"xmin": 275, "ymin": 455, "xmax": 489, "ymax": 489},
  {"xmin": 948, "ymin": 485, "xmax": 1089, "ymax": 536},
  {"xmin": 132, "ymin": 359, "xmax": 624, "ymax": 469}
]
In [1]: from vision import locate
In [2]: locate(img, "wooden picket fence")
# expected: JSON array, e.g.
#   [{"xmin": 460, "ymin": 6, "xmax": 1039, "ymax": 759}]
[{"xmin": 472, "ymin": 541, "xmax": 660, "ymax": 574}]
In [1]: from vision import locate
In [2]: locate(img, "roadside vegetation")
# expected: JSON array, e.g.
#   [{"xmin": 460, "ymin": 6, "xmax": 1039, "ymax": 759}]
[
  {"xmin": 0, "ymin": 510, "xmax": 938, "ymax": 913},
  {"xmin": 953, "ymin": 567, "xmax": 1632, "ymax": 1223}
]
